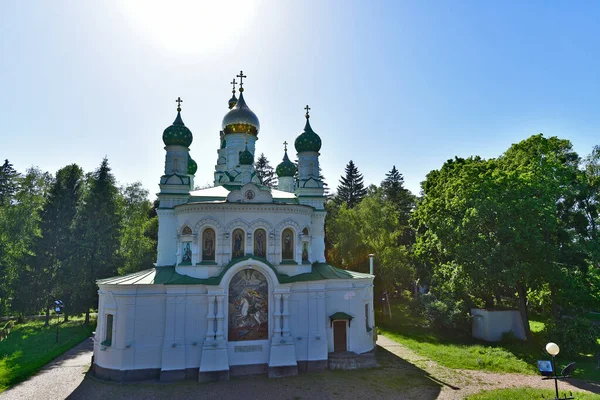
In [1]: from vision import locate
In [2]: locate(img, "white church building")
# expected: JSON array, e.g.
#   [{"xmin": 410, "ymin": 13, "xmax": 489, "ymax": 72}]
[{"xmin": 92, "ymin": 73, "xmax": 375, "ymax": 381}]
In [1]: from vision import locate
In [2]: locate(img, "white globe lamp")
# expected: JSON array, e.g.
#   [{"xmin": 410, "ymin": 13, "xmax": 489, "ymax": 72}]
[{"xmin": 546, "ymin": 342, "xmax": 560, "ymax": 356}]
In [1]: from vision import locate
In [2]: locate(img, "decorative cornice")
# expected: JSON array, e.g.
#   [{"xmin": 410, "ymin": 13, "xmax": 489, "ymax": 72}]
[{"xmin": 176, "ymin": 203, "xmax": 313, "ymax": 216}]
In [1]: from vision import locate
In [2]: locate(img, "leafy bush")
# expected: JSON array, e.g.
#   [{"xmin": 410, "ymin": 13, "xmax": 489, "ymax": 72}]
[
  {"xmin": 418, "ymin": 293, "xmax": 471, "ymax": 333},
  {"xmin": 543, "ymin": 316, "xmax": 600, "ymax": 357}
]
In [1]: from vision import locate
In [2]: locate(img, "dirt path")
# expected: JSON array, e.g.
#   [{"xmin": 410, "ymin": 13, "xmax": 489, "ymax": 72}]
[
  {"xmin": 0, "ymin": 338, "xmax": 93, "ymax": 400},
  {"xmin": 377, "ymin": 335, "xmax": 600, "ymax": 399}
]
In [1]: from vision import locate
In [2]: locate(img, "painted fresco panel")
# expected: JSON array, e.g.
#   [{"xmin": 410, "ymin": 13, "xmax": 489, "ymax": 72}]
[{"xmin": 228, "ymin": 269, "xmax": 268, "ymax": 341}]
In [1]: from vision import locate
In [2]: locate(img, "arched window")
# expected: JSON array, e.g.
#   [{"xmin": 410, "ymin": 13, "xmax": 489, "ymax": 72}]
[
  {"xmin": 228, "ymin": 269, "xmax": 268, "ymax": 341},
  {"xmin": 182, "ymin": 226, "xmax": 192, "ymax": 235},
  {"xmin": 232, "ymin": 229, "xmax": 245, "ymax": 259},
  {"xmin": 202, "ymin": 228, "xmax": 216, "ymax": 261},
  {"xmin": 254, "ymin": 229, "xmax": 266, "ymax": 258},
  {"xmin": 282, "ymin": 228, "xmax": 294, "ymax": 261},
  {"xmin": 302, "ymin": 227, "xmax": 309, "ymax": 236}
]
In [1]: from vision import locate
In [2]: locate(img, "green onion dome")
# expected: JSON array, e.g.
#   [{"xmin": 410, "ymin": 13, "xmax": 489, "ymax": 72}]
[
  {"xmin": 294, "ymin": 117, "xmax": 321, "ymax": 153},
  {"xmin": 187, "ymin": 157, "xmax": 197, "ymax": 175},
  {"xmin": 222, "ymin": 92, "xmax": 260, "ymax": 136},
  {"xmin": 163, "ymin": 110, "xmax": 193, "ymax": 147},
  {"xmin": 239, "ymin": 144, "xmax": 254, "ymax": 165},
  {"xmin": 276, "ymin": 150, "xmax": 296, "ymax": 177}
]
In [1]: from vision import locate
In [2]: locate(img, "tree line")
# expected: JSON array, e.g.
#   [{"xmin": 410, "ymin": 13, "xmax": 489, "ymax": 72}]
[
  {"xmin": 0, "ymin": 158, "xmax": 157, "ymax": 324},
  {"xmin": 327, "ymin": 134, "xmax": 600, "ymax": 350},
  {"xmin": 3, "ymin": 134, "xmax": 600, "ymax": 349}
]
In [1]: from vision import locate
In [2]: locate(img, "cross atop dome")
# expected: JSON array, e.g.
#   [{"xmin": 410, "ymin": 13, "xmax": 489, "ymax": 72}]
[
  {"xmin": 305, "ymin": 105, "xmax": 311, "ymax": 119},
  {"xmin": 237, "ymin": 70, "xmax": 247, "ymax": 92},
  {"xmin": 283, "ymin": 141, "xmax": 288, "ymax": 152},
  {"xmin": 230, "ymin": 78, "xmax": 237, "ymax": 93},
  {"xmin": 176, "ymin": 97, "xmax": 183, "ymax": 112}
]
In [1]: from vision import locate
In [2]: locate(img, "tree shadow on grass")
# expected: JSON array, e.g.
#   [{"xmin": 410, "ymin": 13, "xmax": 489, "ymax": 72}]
[{"xmin": 66, "ymin": 346, "xmax": 443, "ymax": 400}]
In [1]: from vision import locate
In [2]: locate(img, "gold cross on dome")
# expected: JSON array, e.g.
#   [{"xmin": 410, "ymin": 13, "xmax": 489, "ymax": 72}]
[
  {"xmin": 175, "ymin": 97, "xmax": 183, "ymax": 111},
  {"xmin": 304, "ymin": 104, "xmax": 311, "ymax": 118},
  {"xmin": 283, "ymin": 141, "xmax": 288, "ymax": 152},
  {"xmin": 237, "ymin": 70, "xmax": 247, "ymax": 91}
]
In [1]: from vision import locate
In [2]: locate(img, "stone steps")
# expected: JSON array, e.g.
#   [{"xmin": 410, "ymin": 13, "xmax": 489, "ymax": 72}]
[{"xmin": 328, "ymin": 350, "xmax": 379, "ymax": 370}]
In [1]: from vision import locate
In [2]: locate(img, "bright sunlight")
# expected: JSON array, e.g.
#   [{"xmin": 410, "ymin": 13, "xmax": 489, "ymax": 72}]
[{"xmin": 117, "ymin": 0, "xmax": 259, "ymax": 54}]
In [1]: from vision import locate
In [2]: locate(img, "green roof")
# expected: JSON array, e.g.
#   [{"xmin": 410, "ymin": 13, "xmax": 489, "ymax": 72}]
[
  {"xmin": 97, "ymin": 256, "xmax": 372, "ymax": 286},
  {"xmin": 329, "ymin": 312, "xmax": 354, "ymax": 321}
]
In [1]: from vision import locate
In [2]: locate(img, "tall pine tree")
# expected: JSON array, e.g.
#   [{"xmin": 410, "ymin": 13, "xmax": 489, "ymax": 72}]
[
  {"xmin": 381, "ymin": 165, "xmax": 415, "ymax": 225},
  {"xmin": 255, "ymin": 153, "xmax": 277, "ymax": 188},
  {"xmin": 29, "ymin": 164, "xmax": 83, "ymax": 324},
  {"xmin": 381, "ymin": 165, "xmax": 415, "ymax": 246},
  {"xmin": 0, "ymin": 160, "xmax": 18, "ymax": 205},
  {"xmin": 335, "ymin": 160, "xmax": 367, "ymax": 208},
  {"xmin": 73, "ymin": 158, "xmax": 122, "ymax": 324}
]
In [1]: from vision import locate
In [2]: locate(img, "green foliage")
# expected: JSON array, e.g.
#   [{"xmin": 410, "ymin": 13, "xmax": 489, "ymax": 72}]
[
  {"xmin": 0, "ymin": 160, "xmax": 18, "ymax": 205},
  {"xmin": 72, "ymin": 158, "xmax": 122, "ymax": 319},
  {"xmin": 543, "ymin": 316, "xmax": 600, "ymax": 357},
  {"xmin": 417, "ymin": 293, "xmax": 472, "ymax": 333},
  {"xmin": 0, "ymin": 316, "xmax": 95, "ymax": 393},
  {"xmin": 335, "ymin": 160, "xmax": 367, "ymax": 208},
  {"xmin": 413, "ymin": 134, "xmax": 600, "ymax": 340},
  {"xmin": 0, "ymin": 167, "xmax": 51, "ymax": 318},
  {"xmin": 0, "ymin": 158, "xmax": 156, "ymax": 320},
  {"xmin": 467, "ymin": 388, "xmax": 598, "ymax": 400},
  {"xmin": 118, "ymin": 182, "xmax": 157, "ymax": 275},
  {"xmin": 326, "ymin": 182, "xmax": 415, "ymax": 294},
  {"xmin": 254, "ymin": 153, "xmax": 277, "ymax": 188}
]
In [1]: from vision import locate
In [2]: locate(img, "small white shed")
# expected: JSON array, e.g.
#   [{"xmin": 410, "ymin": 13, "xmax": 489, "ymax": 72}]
[{"xmin": 471, "ymin": 308, "xmax": 526, "ymax": 342}]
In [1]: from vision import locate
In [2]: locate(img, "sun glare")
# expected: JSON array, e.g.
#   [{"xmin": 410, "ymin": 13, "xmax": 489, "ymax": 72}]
[{"xmin": 117, "ymin": 0, "xmax": 259, "ymax": 54}]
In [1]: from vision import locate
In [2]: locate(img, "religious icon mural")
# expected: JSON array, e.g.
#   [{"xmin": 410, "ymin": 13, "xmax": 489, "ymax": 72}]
[
  {"xmin": 202, "ymin": 228, "xmax": 215, "ymax": 261},
  {"xmin": 232, "ymin": 229, "xmax": 245, "ymax": 258},
  {"xmin": 228, "ymin": 269, "xmax": 268, "ymax": 341},
  {"xmin": 181, "ymin": 242, "xmax": 192, "ymax": 263},
  {"xmin": 282, "ymin": 228, "xmax": 294, "ymax": 260},
  {"xmin": 302, "ymin": 241, "xmax": 309, "ymax": 262},
  {"xmin": 254, "ymin": 229, "xmax": 266, "ymax": 258}
]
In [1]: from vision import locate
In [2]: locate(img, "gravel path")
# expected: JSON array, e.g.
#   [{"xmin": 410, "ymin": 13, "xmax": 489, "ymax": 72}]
[
  {"xmin": 1, "ymin": 336, "xmax": 599, "ymax": 399},
  {"xmin": 0, "ymin": 337, "xmax": 93, "ymax": 400}
]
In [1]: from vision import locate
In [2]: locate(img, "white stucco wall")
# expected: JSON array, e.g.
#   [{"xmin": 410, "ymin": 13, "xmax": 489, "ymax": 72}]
[{"xmin": 94, "ymin": 265, "xmax": 374, "ymax": 373}]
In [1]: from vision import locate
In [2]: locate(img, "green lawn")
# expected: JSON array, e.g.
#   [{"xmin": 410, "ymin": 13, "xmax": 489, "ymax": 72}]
[
  {"xmin": 378, "ymin": 303, "xmax": 600, "ymax": 381},
  {"xmin": 0, "ymin": 316, "xmax": 95, "ymax": 393},
  {"xmin": 467, "ymin": 387, "xmax": 600, "ymax": 399}
]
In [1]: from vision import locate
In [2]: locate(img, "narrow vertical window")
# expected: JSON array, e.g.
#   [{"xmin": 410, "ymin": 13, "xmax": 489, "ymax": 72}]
[
  {"xmin": 104, "ymin": 314, "xmax": 113, "ymax": 346},
  {"xmin": 365, "ymin": 304, "xmax": 370, "ymax": 332},
  {"xmin": 202, "ymin": 228, "xmax": 216, "ymax": 261},
  {"xmin": 254, "ymin": 229, "xmax": 266, "ymax": 258},
  {"xmin": 232, "ymin": 229, "xmax": 245, "ymax": 259},
  {"xmin": 282, "ymin": 228, "xmax": 294, "ymax": 260}
]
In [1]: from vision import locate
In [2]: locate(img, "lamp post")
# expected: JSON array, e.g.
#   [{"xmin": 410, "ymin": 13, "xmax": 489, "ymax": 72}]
[
  {"xmin": 543, "ymin": 342, "xmax": 574, "ymax": 400},
  {"xmin": 546, "ymin": 342, "xmax": 560, "ymax": 399}
]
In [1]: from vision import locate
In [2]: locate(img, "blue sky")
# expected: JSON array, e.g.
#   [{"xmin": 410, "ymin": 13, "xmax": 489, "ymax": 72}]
[{"xmin": 2, "ymin": 1, "xmax": 600, "ymax": 196}]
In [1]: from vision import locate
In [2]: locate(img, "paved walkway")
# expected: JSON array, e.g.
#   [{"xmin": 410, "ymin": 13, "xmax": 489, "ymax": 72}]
[
  {"xmin": 0, "ymin": 338, "xmax": 93, "ymax": 400},
  {"xmin": 1, "ymin": 336, "xmax": 599, "ymax": 399}
]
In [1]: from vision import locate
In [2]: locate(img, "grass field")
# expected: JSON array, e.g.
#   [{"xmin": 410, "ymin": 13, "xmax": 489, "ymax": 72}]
[
  {"xmin": 378, "ymin": 303, "xmax": 600, "ymax": 381},
  {"xmin": 0, "ymin": 316, "xmax": 95, "ymax": 393},
  {"xmin": 467, "ymin": 387, "xmax": 600, "ymax": 399}
]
